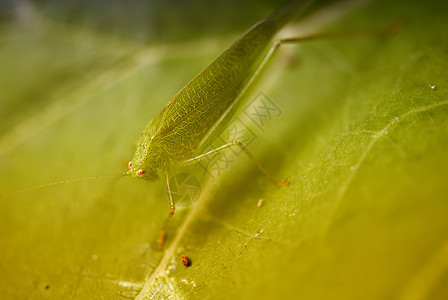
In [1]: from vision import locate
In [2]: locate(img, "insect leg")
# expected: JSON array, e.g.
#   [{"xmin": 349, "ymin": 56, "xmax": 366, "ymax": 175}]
[
  {"xmin": 276, "ymin": 20, "xmax": 401, "ymax": 47},
  {"xmin": 181, "ymin": 140, "xmax": 289, "ymax": 187},
  {"xmin": 164, "ymin": 169, "xmax": 176, "ymax": 217},
  {"xmin": 197, "ymin": 21, "xmax": 401, "ymax": 153}
]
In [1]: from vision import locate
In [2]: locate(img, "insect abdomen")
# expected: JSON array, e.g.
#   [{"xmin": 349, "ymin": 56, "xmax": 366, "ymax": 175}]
[{"xmin": 146, "ymin": 0, "xmax": 311, "ymax": 160}]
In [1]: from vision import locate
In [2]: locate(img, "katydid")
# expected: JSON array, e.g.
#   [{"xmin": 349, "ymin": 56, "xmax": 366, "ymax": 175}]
[
  {"xmin": 126, "ymin": 0, "xmax": 315, "ymax": 217},
  {"xmin": 125, "ymin": 0, "xmax": 399, "ymax": 217}
]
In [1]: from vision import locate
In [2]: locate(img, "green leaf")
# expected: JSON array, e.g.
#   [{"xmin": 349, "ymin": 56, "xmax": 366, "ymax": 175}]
[{"xmin": 0, "ymin": 0, "xmax": 447, "ymax": 299}]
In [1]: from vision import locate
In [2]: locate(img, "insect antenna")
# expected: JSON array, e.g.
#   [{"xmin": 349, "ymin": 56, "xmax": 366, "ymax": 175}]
[{"xmin": 0, "ymin": 173, "xmax": 123, "ymax": 198}]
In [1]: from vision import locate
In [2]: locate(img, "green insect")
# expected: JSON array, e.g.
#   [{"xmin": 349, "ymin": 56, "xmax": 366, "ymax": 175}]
[
  {"xmin": 124, "ymin": 0, "xmax": 400, "ymax": 217},
  {"xmin": 125, "ymin": 0, "xmax": 317, "ymax": 217}
]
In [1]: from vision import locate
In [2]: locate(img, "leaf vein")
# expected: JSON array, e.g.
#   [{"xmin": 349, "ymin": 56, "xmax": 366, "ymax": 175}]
[{"xmin": 319, "ymin": 100, "xmax": 448, "ymax": 240}]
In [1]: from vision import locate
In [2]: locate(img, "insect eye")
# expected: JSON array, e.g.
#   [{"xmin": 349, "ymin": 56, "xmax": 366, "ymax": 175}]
[
  {"xmin": 137, "ymin": 169, "xmax": 145, "ymax": 176},
  {"xmin": 128, "ymin": 161, "xmax": 132, "ymax": 169}
]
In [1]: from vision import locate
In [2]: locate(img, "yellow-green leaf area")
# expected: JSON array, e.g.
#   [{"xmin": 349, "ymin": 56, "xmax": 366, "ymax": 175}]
[{"xmin": 0, "ymin": 0, "xmax": 447, "ymax": 299}]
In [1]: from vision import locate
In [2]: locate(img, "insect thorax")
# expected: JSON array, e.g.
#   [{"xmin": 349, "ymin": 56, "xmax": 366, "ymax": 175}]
[{"xmin": 131, "ymin": 137, "xmax": 169, "ymax": 180}]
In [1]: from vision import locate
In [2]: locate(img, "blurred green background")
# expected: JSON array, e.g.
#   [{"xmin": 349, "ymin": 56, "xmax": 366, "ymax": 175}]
[{"xmin": 0, "ymin": 0, "xmax": 447, "ymax": 299}]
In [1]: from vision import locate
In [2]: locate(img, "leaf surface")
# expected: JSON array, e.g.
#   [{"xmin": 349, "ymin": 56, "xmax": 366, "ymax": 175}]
[{"xmin": 0, "ymin": 0, "xmax": 447, "ymax": 299}]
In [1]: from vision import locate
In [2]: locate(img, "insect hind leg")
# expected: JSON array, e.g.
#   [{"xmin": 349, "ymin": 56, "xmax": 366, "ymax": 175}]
[
  {"xmin": 181, "ymin": 140, "xmax": 289, "ymax": 187},
  {"xmin": 275, "ymin": 19, "xmax": 402, "ymax": 47},
  {"xmin": 258, "ymin": 20, "xmax": 403, "ymax": 79}
]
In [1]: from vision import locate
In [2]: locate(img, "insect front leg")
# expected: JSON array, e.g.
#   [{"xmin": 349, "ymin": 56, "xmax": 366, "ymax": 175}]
[
  {"xmin": 181, "ymin": 140, "xmax": 289, "ymax": 187},
  {"xmin": 163, "ymin": 169, "xmax": 176, "ymax": 217}
]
